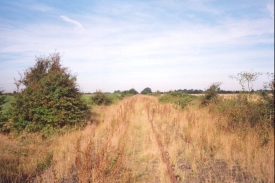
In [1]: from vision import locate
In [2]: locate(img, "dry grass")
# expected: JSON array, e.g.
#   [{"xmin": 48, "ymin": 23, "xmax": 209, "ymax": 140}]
[
  {"xmin": 0, "ymin": 132, "xmax": 53, "ymax": 182},
  {"xmin": 0, "ymin": 95, "xmax": 273, "ymax": 182},
  {"xmin": 192, "ymin": 93, "xmax": 262, "ymax": 101},
  {"xmin": 143, "ymin": 95, "xmax": 274, "ymax": 182},
  {"xmin": 218, "ymin": 93, "xmax": 264, "ymax": 102},
  {"xmin": 33, "ymin": 96, "xmax": 170, "ymax": 182}
]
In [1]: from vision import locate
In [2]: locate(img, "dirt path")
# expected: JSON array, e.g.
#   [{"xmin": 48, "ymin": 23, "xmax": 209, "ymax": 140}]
[{"xmin": 123, "ymin": 96, "xmax": 172, "ymax": 183}]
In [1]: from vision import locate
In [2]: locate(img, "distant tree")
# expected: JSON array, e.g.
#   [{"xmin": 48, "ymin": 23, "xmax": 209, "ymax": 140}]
[
  {"xmin": 12, "ymin": 53, "xmax": 88, "ymax": 132},
  {"xmin": 128, "ymin": 88, "xmax": 139, "ymax": 95},
  {"xmin": 141, "ymin": 87, "xmax": 152, "ymax": 95},
  {"xmin": 229, "ymin": 71, "xmax": 262, "ymax": 92},
  {"xmin": 121, "ymin": 88, "xmax": 138, "ymax": 97},
  {"xmin": 113, "ymin": 90, "xmax": 121, "ymax": 94}
]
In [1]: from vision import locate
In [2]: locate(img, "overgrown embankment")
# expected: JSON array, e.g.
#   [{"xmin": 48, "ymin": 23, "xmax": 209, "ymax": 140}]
[{"xmin": 0, "ymin": 95, "xmax": 274, "ymax": 182}]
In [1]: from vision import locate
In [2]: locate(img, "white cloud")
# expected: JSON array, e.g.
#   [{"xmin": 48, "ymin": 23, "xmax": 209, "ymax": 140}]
[{"xmin": 60, "ymin": 15, "xmax": 84, "ymax": 30}]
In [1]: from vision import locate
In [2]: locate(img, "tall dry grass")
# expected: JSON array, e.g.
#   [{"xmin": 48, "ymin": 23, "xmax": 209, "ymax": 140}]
[
  {"xmin": 34, "ymin": 96, "xmax": 171, "ymax": 182},
  {"xmin": 0, "ymin": 132, "xmax": 53, "ymax": 182},
  {"xmin": 1, "ymin": 95, "xmax": 273, "ymax": 182},
  {"xmin": 142, "ymin": 95, "xmax": 274, "ymax": 182}
]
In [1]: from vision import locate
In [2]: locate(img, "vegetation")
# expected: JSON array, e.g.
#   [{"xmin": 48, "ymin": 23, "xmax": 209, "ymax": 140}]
[
  {"xmin": 1, "ymin": 95, "xmax": 270, "ymax": 182},
  {"xmin": 113, "ymin": 90, "xmax": 121, "ymax": 94},
  {"xmin": 214, "ymin": 72, "xmax": 275, "ymax": 128},
  {"xmin": 0, "ymin": 61, "xmax": 274, "ymax": 183},
  {"xmin": 200, "ymin": 82, "xmax": 222, "ymax": 106},
  {"xmin": 90, "ymin": 90, "xmax": 123, "ymax": 106},
  {"xmin": 229, "ymin": 71, "xmax": 262, "ymax": 92},
  {"xmin": 141, "ymin": 87, "xmax": 152, "ymax": 95},
  {"xmin": 213, "ymin": 94, "xmax": 274, "ymax": 129},
  {"xmin": 10, "ymin": 53, "xmax": 88, "ymax": 133},
  {"xmin": 0, "ymin": 133, "xmax": 54, "ymax": 182},
  {"xmin": 159, "ymin": 91, "xmax": 197, "ymax": 109},
  {"xmin": 0, "ymin": 89, "xmax": 7, "ymax": 129},
  {"xmin": 166, "ymin": 88, "xmax": 240, "ymax": 94},
  {"xmin": 121, "ymin": 88, "xmax": 139, "ymax": 97},
  {"xmin": 174, "ymin": 88, "xmax": 204, "ymax": 94},
  {"xmin": 90, "ymin": 91, "xmax": 112, "ymax": 105}
]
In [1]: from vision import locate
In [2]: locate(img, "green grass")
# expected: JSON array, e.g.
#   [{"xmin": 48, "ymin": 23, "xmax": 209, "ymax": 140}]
[
  {"xmin": 81, "ymin": 94, "xmax": 93, "ymax": 104},
  {"xmin": 81, "ymin": 93, "xmax": 123, "ymax": 107},
  {"xmin": 159, "ymin": 92, "xmax": 198, "ymax": 109},
  {"xmin": 2, "ymin": 95, "xmax": 14, "ymax": 113}
]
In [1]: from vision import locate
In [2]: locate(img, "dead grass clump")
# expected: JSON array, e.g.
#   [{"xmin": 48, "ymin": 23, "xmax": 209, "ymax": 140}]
[
  {"xmin": 75, "ymin": 127, "xmax": 127, "ymax": 182},
  {"xmin": 0, "ymin": 133, "xmax": 53, "ymax": 182}
]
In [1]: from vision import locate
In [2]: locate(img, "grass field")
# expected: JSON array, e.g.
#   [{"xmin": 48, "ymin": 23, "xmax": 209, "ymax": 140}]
[{"xmin": 0, "ymin": 94, "xmax": 274, "ymax": 182}]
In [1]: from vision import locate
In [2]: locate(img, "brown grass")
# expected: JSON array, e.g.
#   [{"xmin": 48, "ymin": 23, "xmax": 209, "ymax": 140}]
[
  {"xmin": 143, "ymin": 95, "xmax": 274, "ymax": 182},
  {"xmin": 192, "ymin": 93, "xmax": 262, "ymax": 101},
  {"xmin": 0, "ymin": 95, "xmax": 273, "ymax": 182},
  {"xmin": 0, "ymin": 132, "xmax": 53, "ymax": 182}
]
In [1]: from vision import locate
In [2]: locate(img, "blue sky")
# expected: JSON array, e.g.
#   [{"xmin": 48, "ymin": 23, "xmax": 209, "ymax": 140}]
[{"xmin": 0, "ymin": 0, "xmax": 274, "ymax": 93}]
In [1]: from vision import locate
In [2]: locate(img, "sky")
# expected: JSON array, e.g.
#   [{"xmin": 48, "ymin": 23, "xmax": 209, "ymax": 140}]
[{"xmin": 0, "ymin": 0, "xmax": 274, "ymax": 93}]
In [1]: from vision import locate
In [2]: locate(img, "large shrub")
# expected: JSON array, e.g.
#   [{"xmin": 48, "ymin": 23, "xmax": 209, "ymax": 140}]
[{"xmin": 12, "ymin": 53, "xmax": 88, "ymax": 132}]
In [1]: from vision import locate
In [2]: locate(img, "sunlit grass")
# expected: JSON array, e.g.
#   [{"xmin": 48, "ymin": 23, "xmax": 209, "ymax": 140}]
[{"xmin": 0, "ymin": 95, "xmax": 273, "ymax": 182}]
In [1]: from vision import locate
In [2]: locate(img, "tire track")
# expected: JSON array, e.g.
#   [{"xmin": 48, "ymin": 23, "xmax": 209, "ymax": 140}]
[{"xmin": 147, "ymin": 100, "xmax": 179, "ymax": 183}]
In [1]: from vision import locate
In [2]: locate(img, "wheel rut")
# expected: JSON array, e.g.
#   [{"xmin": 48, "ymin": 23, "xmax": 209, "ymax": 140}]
[
  {"xmin": 145, "ymin": 98, "xmax": 179, "ymax": 183},
  {"xmin": 124, "ymin": 95, "xmax": 178, "ymax": 182}
]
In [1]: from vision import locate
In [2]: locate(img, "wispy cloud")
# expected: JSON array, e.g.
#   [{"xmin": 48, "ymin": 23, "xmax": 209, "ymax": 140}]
[{"xmin": 60, "ymin": 15, "xmax": 84, "ymax": 30}]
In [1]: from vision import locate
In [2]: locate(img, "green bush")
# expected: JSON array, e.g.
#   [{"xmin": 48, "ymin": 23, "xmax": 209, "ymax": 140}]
[
  {"xmin": 215, "ymin": 72, "xmax": 275, "ymax": 129},
  {"xmin": 159, "ymin": 92, "xmax": 196, "ymax": 109},
  {"xmin": 11, "ymin": 53, "xmax": 88, "ymax": 133},
  {"xmin": 200, "ymin": 82, "xmax": 221, "ymax": 106},
  {"xmin": 90, "ymin": 91, "xmax": 123, "ymax": 106},
  {"xmin": 213, "ymin": 93, "xmax": 274, "ymax": 129},
  {"xmin": 0, "ymin": 89, "xmax": 7, "ymax": 129},
  {"xmin": 121, "ymin": 88, "xmax": 139, "ymax": 97},
  {"xmin": 91, "ymin": 91, "xmax": 112, "ymax": 105},
  {"xmin": 107, "ymin": 93, "xmax": 123, "ymax": 103}
]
